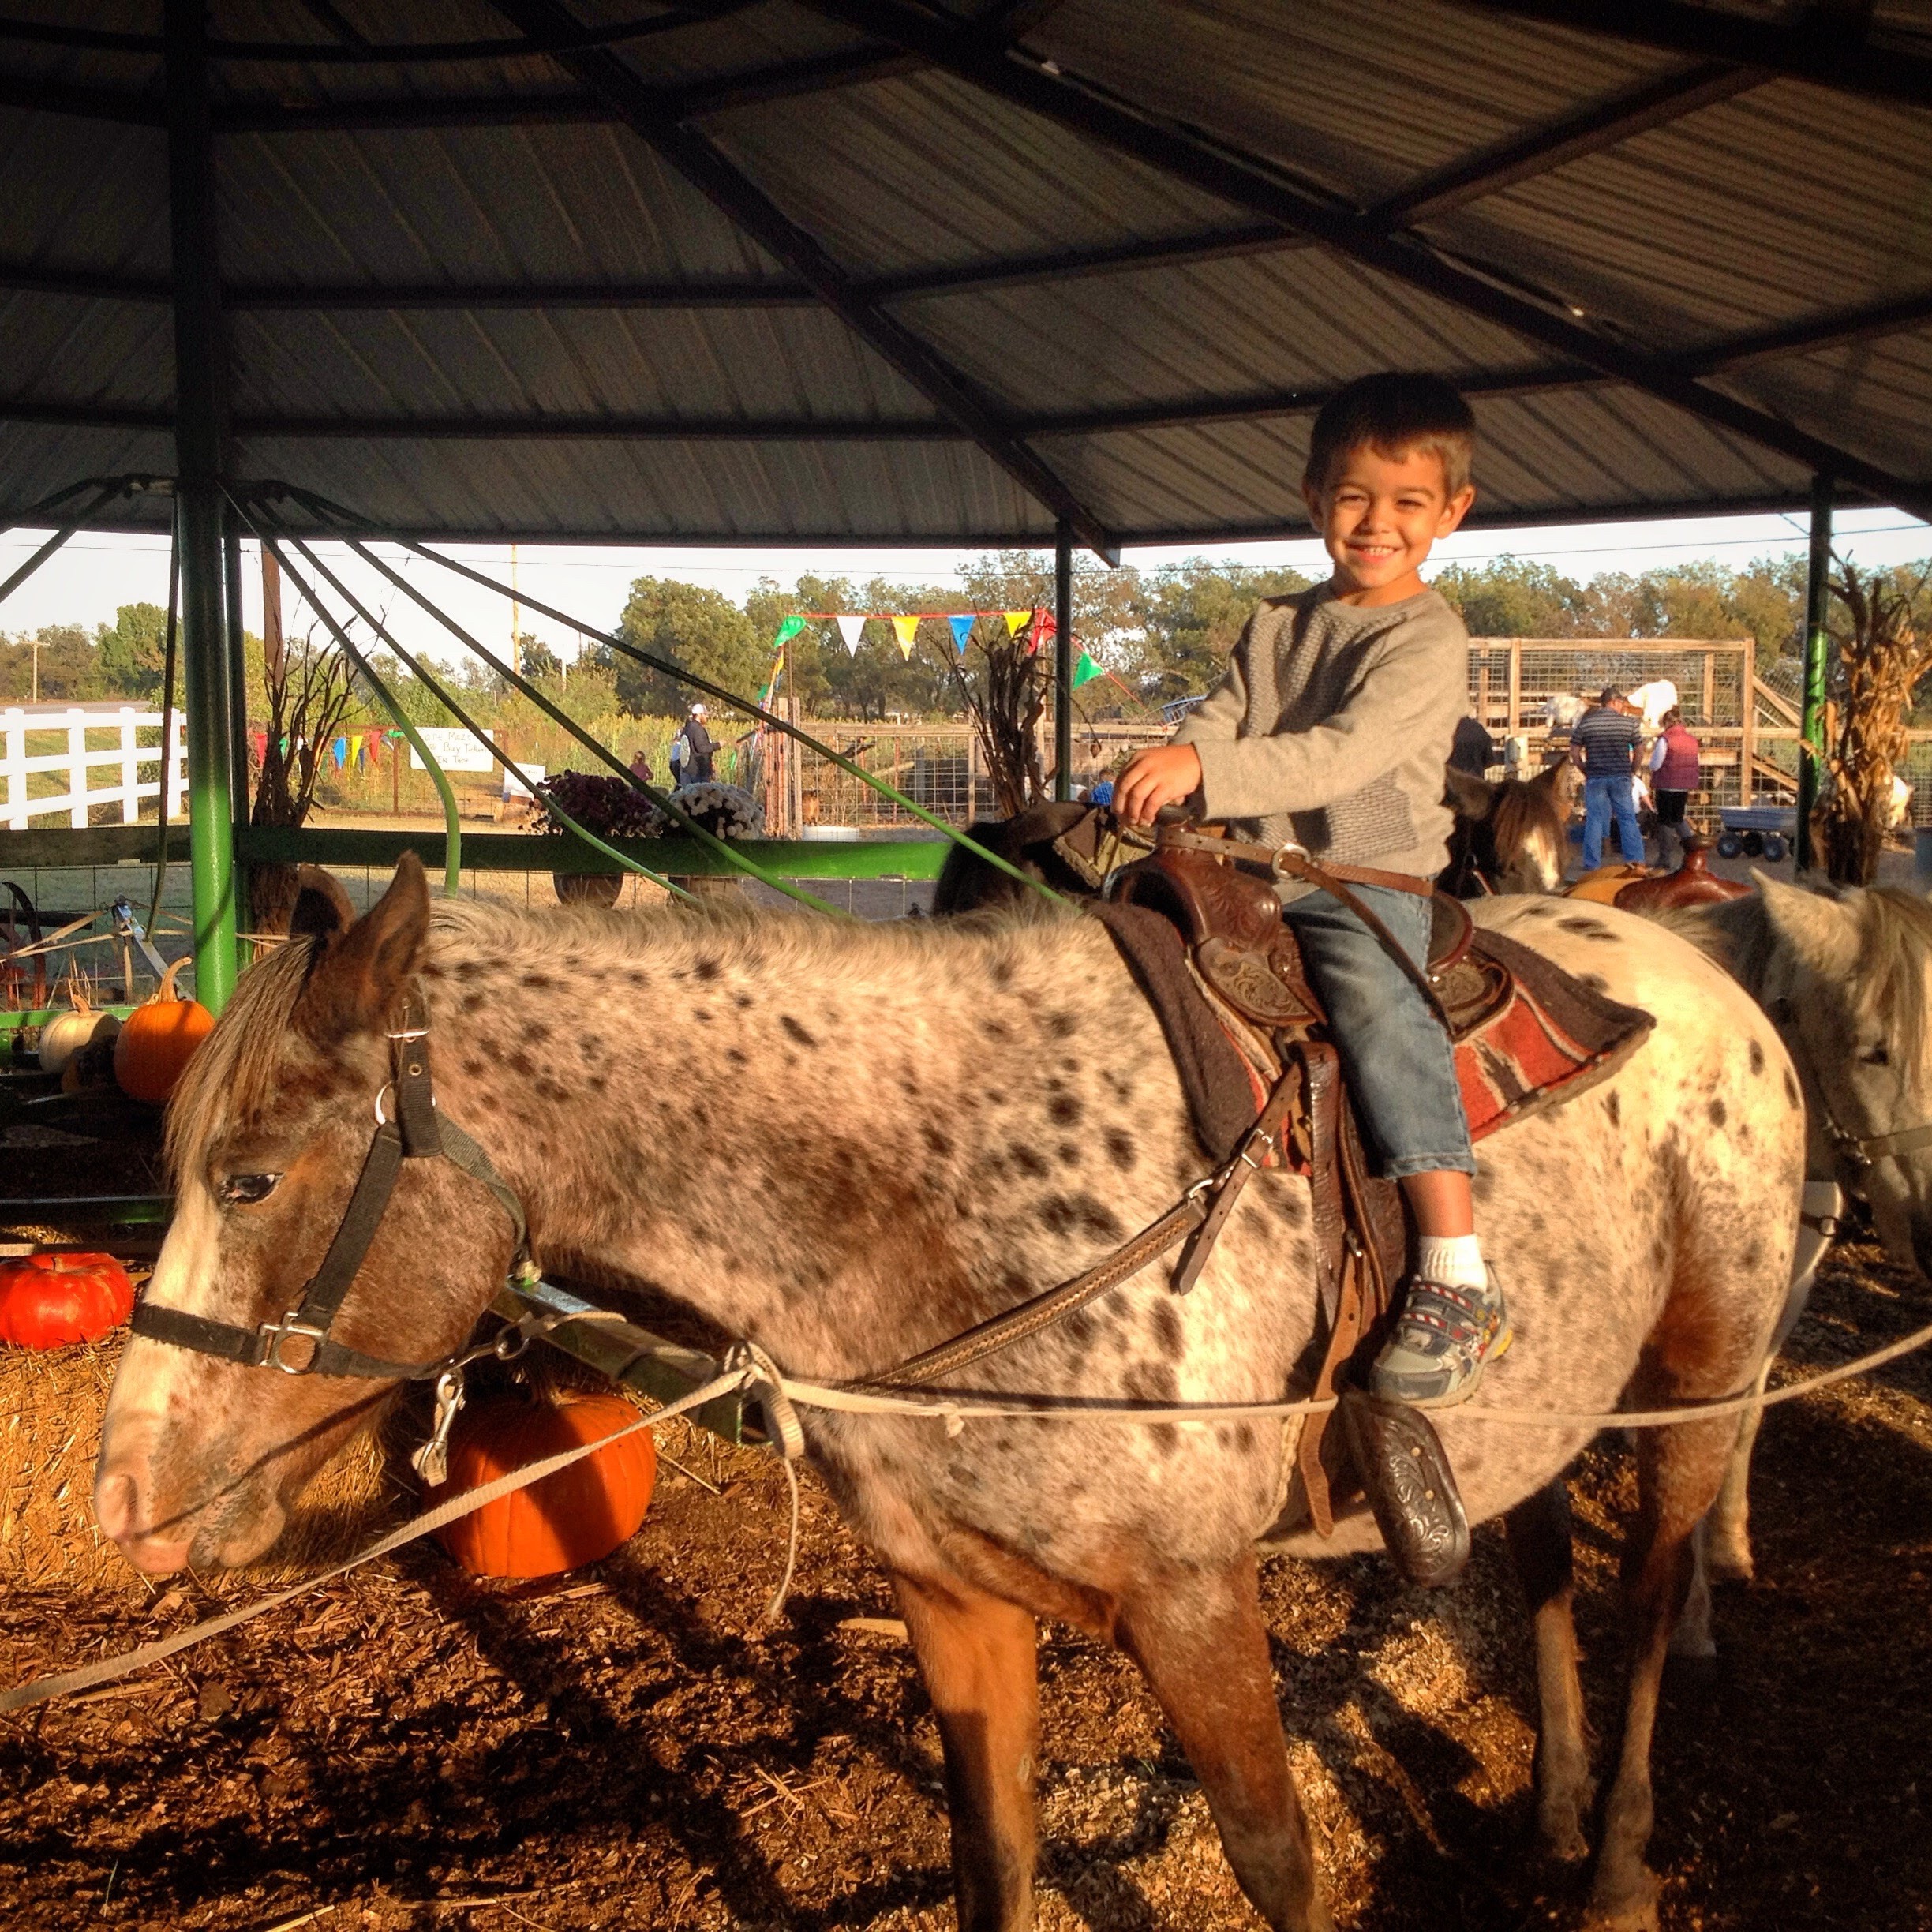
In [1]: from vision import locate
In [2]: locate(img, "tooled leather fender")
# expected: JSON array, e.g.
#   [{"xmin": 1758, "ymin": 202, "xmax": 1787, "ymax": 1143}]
[{"xmin": 1113, "ymin": 847, "xmax": 1325, "ymax": 1030}]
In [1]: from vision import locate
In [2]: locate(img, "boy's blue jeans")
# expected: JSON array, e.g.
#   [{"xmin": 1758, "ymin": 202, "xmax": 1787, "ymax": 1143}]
[
  {"xmin": 1582, "ymin": 773, "xmax": 1643, "ymax": 869},
  {"xmin": 1280, "ymin": 882, "xmax": 1476, "ymax": 1179}
]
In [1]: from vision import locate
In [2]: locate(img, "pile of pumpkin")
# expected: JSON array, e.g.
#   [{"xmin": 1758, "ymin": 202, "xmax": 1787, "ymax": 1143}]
[{"xmin": 34, "ymin": 957, "xmax": 213, "ymax": 1105}]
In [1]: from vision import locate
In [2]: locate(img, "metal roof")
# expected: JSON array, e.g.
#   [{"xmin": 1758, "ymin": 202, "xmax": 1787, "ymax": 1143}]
[{"xmin": 0, "ymin": 0, "xmax": 1926, "ymax": 549}]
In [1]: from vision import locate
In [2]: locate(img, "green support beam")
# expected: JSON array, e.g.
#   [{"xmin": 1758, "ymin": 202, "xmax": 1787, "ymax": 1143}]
[
  {"xmin": 166, "ymin": 0, "xmax": 238, "ymax": 1011},
  {"xmin": 1795, "ymin": 475, "xmax": 1833, "ymax": 873},
  {"xmin": 233, "ymin": 826, "xmax": 951, "ymax": 879}
]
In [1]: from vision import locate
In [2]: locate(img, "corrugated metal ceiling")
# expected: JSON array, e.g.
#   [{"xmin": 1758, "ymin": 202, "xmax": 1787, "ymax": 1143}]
[{"xmin": 0, "ymin": 0, "xmax": 1923, "ymax": 545}]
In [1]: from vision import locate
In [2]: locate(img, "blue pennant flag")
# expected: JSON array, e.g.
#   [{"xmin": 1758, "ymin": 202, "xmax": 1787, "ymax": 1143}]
[{"xmin": 948, "ymin": 614, "xmax": 975, "ymax": 653}]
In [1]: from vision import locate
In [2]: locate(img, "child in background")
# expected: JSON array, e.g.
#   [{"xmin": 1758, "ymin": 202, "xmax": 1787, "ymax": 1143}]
[{"xmin": 1114, "ymin": 373, "xmax": 1507, "ymax": 1406}]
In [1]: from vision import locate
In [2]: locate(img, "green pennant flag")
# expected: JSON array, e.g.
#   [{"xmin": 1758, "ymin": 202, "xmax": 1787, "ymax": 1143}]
[
  {"xmin": 1073, "ymin": 650, "xmax": 1106, "ymax": 688},
  {"xmin": 774, "ymin": 614, "xmax": 807, "ymax": 646}
]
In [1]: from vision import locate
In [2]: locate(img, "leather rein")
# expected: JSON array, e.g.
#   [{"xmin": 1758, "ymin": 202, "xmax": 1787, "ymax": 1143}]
[{"xmin": 130, "ymin": 994, "xmax": 533, "ymax": 1387}]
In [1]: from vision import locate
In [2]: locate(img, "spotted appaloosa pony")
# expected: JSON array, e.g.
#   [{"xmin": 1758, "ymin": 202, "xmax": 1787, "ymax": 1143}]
[
  {"xmin": 98, "ymin": 856, "xmax": 1801, "ymax": 1932},
  {"xmin": 1441, "ymin": 759, "xmax": 1578, "ymax": 895},
  {"xmin": 1447, "ymin": 769, "xmax": 1932, "ymax": 1602},
  {"xmin": 1664, "ymin": 879, "xmax": 1932, "ymax": 1584}
]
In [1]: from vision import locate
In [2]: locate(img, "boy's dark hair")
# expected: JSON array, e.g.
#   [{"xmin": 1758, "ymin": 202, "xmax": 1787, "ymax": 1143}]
[{"xmin": 1303, "ymin": 373, "xmax": 1476, "ymax": 498}]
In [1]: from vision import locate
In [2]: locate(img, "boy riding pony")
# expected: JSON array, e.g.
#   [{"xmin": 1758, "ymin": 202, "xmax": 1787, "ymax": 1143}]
[{"xmin": 1116, "ymin": 373, "xmax": 1507, "ymax": 1410}]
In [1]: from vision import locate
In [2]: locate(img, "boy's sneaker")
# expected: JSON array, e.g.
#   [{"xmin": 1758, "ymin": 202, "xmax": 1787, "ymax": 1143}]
[{"xmin": 1367, "ymin": 1267, "xmax": 1510, "ymax": 1407}]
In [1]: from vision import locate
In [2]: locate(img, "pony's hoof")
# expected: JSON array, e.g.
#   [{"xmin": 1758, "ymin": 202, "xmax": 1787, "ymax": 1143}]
[
  {"xmin": 1585, "ymin": 1864, "xmax": 1661, "ymax": 1931},
  {"xmin": 1537, "ymin": 1808, "xmax": 1591, "ymax": 1866},
  {"xmin": 1707, "ymin": 1545, "xmax": 1754, "ymax": 1586}
]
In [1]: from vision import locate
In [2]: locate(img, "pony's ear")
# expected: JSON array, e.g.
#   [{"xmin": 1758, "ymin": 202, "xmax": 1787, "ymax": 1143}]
[
  {"xmin": 1535, "ymin": 760, "xmax": 1580, "ymax": 811},
  {"xmin": 289, "ymin": 865, "xmax": 356, "ymax": 945},
  {"xmin": 1442, "ymin": 765, "xmax": 1496, "ymax": 821},
  {"xmin": 294, "ymin": 852, "xmax": 431, "ymax": 1046},
  {"xmin": 1758, "ymin": 874, "xmax": 1861, "ymax": 981}
]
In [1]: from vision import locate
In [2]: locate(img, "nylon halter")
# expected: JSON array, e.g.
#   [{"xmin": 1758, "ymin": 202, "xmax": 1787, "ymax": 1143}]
[{"xmin": 130, "ymin": 994, "xmax": 530, "ymax": 1383}]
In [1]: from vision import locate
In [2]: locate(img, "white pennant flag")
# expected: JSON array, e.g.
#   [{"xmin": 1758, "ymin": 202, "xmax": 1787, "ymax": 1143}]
[{"xmin": 836, "ymin": 613, "xmax": 867, "ymax": 653}]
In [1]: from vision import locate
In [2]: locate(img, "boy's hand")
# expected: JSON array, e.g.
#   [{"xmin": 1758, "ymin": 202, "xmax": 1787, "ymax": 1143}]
[{"xmin": 1114, "ymin": 744, "xmax": 1204, "ymax": 826}]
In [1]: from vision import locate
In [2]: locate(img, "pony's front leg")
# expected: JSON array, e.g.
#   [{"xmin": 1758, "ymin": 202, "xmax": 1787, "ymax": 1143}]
[
  {"xmin": 891, "ymin": 1568, "xmax": 1040, "ymax": 1932},
  {"xmin": 1590, "ymin": 1416, "xmax": 1737, "ymax": 1932},
  {"xmin": 1505, "ymin": 1477, "xmax": 1595, "ymax": 1859},
  {"xmin": 1116, "ymin": 1552, "xmax": 1335, "ymax": 1932}
]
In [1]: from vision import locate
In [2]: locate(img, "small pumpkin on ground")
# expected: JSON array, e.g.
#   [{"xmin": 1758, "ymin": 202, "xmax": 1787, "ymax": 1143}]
[
  {"xmin": 37, "ymin": 987, "xmax": 116, "ymax": 1076},
  {"xmin": 0, "ymin": 1252, "xmax": 136, "ymax": 1347},
  {"xmin": 113, "ymin": 956, "xmax": 213, "ymax": 1105},
  {"xmin": 432, "ymin": 1392, "xmax": 657, "ymax": 1579}
]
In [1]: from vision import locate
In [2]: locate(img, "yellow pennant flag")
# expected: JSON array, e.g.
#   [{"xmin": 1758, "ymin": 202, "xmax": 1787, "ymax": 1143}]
[
  {"xmin": 1004, "ymin": 609, "xmax": 1030, "ymax": 635},
  {"xmin": 890, "ymin": 613, "xmax": 920, "ymax": 658}
]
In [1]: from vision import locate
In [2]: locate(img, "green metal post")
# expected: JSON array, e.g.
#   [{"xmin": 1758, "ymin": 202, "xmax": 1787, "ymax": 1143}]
[
  {"xmin": 1795, "ymin": 474, "xmax": 1833, "ymax": 873},
  {"xmin": 167, "ymin": 0, "xmax": 238, "ymax": 1010},
  {"xmin": 224, "ymin": 512, "xmax": 253, "ymax": 940},
  {"xmin": 1053, "ymin": 521, "xmax": 1073, "ymax": 802}
]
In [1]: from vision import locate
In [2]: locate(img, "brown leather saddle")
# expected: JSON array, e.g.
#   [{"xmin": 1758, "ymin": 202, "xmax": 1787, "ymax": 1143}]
[{"xmin": 1094, "ymin": 827, "xmax": 1504, "ymax": 1551}]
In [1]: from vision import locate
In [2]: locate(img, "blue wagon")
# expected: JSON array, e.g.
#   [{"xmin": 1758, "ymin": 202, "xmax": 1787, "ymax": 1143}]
[{"xmin": 1715, "ymin": 805, "xmax": 1795, "ymax": 863}]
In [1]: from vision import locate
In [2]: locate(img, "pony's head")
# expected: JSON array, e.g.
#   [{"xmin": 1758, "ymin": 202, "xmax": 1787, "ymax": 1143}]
[
  {"xmin": 1441, "ymin": 761, "xmax": 1577, "ymax": 896},
  {"xmin": 95, "ymin": 857, "xmax": 514, "ymax": 1574},
  {"xmin": 1756, "ymin": 877, "xmax": 1932, "ymax": 1275}
]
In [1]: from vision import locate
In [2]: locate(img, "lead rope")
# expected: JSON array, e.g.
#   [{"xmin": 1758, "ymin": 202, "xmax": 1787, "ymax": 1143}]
[{"xmin": 728, "ymin": 1340, "xmax": 806, "ymax": 1624}]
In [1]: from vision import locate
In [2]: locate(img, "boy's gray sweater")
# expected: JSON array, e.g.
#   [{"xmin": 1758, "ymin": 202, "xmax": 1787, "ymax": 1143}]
[{"xmin": 1172, "ymin": 583, "xmax": 1467, "ymax": 880}]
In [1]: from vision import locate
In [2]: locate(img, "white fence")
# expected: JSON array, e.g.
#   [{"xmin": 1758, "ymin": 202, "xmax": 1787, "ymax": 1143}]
[{"xmin": 1, "ymin": 706, "xmax": 187, "ymax": 830}]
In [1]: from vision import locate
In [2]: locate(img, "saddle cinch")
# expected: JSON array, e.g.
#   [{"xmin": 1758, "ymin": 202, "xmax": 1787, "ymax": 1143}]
[{"xmin": 1059, "ymin": 813, "xmax": 1654, "ymax": 1583}]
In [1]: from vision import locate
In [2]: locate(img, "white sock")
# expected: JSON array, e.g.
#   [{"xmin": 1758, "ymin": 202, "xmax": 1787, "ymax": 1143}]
[{"xmin": 1416, "ymin": 1234, "xmax": 1486, "ymax": 1291}]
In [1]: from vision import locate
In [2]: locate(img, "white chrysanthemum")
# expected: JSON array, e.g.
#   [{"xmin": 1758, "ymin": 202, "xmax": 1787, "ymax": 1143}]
[{"xmin": 668, "ymin": 781, "xmax": 766, "ymax": 841}]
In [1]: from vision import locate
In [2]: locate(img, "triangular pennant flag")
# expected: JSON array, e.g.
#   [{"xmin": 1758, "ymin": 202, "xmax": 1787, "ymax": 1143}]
[
  {"xmin": 1025, "ymin": 607, "xmax": 1054, "ymax": 655},
  {"xmin": 1004, "ymin": 609, "xmax": 1030, "ymax": 635},
  {"xmin": 774, "ymin": 613, "xmax": 807, "ymax": 646},
  {"xmin": 836, "ymin": 613, "xmax": 866, "ymax": 653},
  {"xmin": 948, "ymin": 614, "xmax": 975, "ymax": 653},
  {"xmin": 890, "ymin": 613, "xmax": 919, "ymax": 658},
  {"xmin": 1073, "ymin": 649, "xmax": 1106, "ymax": 689}
]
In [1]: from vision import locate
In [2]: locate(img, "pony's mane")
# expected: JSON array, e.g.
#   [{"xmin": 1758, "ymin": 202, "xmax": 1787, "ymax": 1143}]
[
  {"xmin": 165, "ymin": 893, "xmax": 1080, "ymax": 1178},
  {"xmin": 1490, "ymin": 773, "xmax": 1563, "ymax": 848},
  {"xmin": 166, "ymin": 935, "xmax": 319, "ymax": 1180},
  {"xmin": 1664, "ymin": 883, "xmax": 1932, "ymax": 1060}
]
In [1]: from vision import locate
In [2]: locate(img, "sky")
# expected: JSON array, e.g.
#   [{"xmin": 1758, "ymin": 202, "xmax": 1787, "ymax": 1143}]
[{"xmin": 2, "ymin": 505, "xmax": 1926, "ymax": 673}]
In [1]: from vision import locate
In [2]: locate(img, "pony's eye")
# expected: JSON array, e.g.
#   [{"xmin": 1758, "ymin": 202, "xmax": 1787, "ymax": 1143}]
[
  {"xmin": 217, "ymin": 1173, "xmax": 283, "ymax": 1207},
  {"xmin": 1859, "ymin": 1044, "xmax": 1892, "ymax": 1068}
]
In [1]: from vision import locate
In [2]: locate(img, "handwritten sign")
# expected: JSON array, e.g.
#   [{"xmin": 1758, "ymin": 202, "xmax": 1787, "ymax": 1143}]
[{"xmin": 408, "ymin": 727, "xmax": 495, "ymax": 773}]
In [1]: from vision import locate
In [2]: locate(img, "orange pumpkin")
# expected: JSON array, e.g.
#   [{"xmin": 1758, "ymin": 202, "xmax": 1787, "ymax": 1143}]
[
  {"xmin": 0, "ymin": 1252, "xmax": 136, "ymax": 1347},
  {"xmin": 432, "ymin": 1393, "xmax": 657, "ymax": 1579},
  {"xmin": 114, "ymin": 955, "xmax": 214, "ymax": 1105}
]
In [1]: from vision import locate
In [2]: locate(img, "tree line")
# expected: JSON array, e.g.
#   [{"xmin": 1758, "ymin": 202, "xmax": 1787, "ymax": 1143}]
[{"xmin": 8, "ymin": 553, "xmax": 1930, "ymax": 722}]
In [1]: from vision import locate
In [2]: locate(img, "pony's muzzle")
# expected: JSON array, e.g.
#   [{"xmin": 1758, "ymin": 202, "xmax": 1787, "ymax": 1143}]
[{"xmin": 92, "ymin": 1465, "xmax": 193, "ymax": 1574}]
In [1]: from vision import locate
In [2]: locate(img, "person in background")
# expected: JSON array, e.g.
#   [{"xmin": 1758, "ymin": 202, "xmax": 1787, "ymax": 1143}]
[
  {"xmin": 1649, "ymin": 705, "xmax": 1700, "ymax": 871},
  {"xmin": 1449, "ymin": 713, "xmax": 1496, "ymax": 777},
  {"xmin": 628, "ymin": 747, "xmax": 653, "ymax": 786},
  {"xmin": 1571, "ymin": 687, "xmax": 1645, "ymax": 871},
  {"xmin": 672, "ymin": 702, "xmax": 716, "ymax": 786}
]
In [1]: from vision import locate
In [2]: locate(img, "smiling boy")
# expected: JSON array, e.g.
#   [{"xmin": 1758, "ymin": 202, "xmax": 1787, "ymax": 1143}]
[{"xmin": 1114, "ymin": 373, "xmax": 1506, "ymax": 1406}]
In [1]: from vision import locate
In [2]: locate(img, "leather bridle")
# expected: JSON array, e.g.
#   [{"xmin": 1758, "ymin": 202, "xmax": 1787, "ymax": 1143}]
[{"xmin": 129, "ymin": 994, "xmax": 531, "ymax": 1386}]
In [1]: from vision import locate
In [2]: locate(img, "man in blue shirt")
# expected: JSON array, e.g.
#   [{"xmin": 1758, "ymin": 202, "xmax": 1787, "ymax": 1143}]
[{"xmin": 1571, "ymin": 687, "xmax": 1645, "ymax": 871}]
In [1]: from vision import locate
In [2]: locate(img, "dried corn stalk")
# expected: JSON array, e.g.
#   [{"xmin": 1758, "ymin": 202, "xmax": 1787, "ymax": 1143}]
[{"xmin": 1818, "ymin": 559, "xmax": 1932, "ymax": 885}]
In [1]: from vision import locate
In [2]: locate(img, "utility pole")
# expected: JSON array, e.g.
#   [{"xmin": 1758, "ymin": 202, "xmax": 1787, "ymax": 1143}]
[
  {"xmin": 1053, "ymin": 522, "xmax": 1073, "ymax": 801},
  {"xmin": 510, "ymin": 542, "xmax": 521, "ymax": 676}
]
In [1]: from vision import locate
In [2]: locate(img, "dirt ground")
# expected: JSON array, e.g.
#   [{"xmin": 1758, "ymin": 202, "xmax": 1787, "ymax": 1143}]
[{"xmin": 1, "ymin": 1219, "xmax": 1928, "ymax": 1932}]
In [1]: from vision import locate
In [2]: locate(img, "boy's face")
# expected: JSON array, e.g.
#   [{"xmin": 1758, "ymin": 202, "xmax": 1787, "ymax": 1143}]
[{"xmin": 1302, "ymin": 442, "xmax": 1476, "ymax": 606}]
